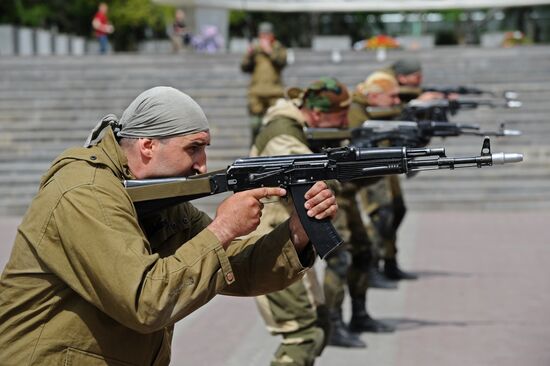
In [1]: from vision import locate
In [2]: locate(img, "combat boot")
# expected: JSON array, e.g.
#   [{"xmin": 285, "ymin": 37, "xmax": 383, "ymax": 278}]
[
  {"xmin": 349, "ymin": 297, "xmax": 395, "ymax": 333},
  {"xmin": 368, "ymin": 263, "xmax": 398, "ymax": 289},
  {"xmin": 327, "ymin": 310, "xmax": 366, "ymax": 348},
  {"xmin": 383, "ymin": 258, "xmax": 418, "ymax": 280}
]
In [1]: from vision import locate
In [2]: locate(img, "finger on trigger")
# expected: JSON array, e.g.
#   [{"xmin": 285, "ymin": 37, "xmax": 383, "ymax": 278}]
[{"xmin": 251, "ymin": 186, "xmax": 286, "ymax": 199}]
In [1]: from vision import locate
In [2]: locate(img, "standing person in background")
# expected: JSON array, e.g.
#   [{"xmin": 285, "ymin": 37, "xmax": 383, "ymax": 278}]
[
  {"xmin": 169, "ymin": 9, "xmax": 191, "ymax": 53},
  {"xmin": 241, "ymin": 22, "xmax": 287, "ymax": 145},
  {"xmin": 92, "ymin": 2, "xmax": 114, "ymax": 54},
  {"xmin": 192, "ymin": 25, "xmax": 224, "ymax": 54}
]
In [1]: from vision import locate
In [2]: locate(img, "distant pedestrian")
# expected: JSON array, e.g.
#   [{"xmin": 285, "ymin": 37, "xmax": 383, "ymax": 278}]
[
  {"xmin": 92, "ymin": 2, "xmax": 114, "ymax": 54},
  {"xmin": 191, "ymin": 25, "xmax": 224, "ymax": 54},
  {"xmin": 169, "ymin": 9, "xmax": 191, "ymax": 53}
]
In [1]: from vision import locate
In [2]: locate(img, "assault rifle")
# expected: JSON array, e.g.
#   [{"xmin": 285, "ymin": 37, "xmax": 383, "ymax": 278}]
[
  {"xmin": 422, "ymin": 87, "xmax": 519, "ymax": 101},
  {"xmin": 124, "ymin": 138, "xmax": 523, "ymax": 259},
  {"xmin": 422, "ymin": 85, "xmax": 486, "ymax": 96},
  {"xmin": 401, "ymin": 97, "xmax": 522, "ymax": 122},
  {"xmin": 305, "ymin": 120, "xmax": 521, "ymax": 149}
]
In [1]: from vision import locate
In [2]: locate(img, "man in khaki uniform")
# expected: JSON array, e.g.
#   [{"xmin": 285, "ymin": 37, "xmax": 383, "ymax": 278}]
[
  {"xmin": 252, "ymin": 78, "xmax": 366, "ymax": 365},
  {"xmin": 348, "ymin": 72, "xmax": 417, "ymax": 282},
  {"xmin": 0, "ymin": 87, "xmax": 338, "ymax": 366},
  {"xmin": 241, "ymin": 22, "xmax": 287, "ymax": 144}
]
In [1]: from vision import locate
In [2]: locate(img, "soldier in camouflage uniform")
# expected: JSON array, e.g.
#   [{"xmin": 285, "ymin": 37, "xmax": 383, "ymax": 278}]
[
  {"xmin": 383, "ymin": 58, "xmax": 447, "ymax": 103},
  {"xmin": 348, "ymin": 72, "xmax": 417, "ymax": 283},
  {"xmin": 252, "ymin": 77, "xmax": 366, "ymax": 365},
  {"xmin": 324, "ymin": 177, "xmax": 396, "ymax": 337},
  {"xmin": 241, "ymin": 22, "xmax": 287, "ymax": 144},
  {"xmin": 317, "ymin": 72, "xmax": 403, "ymax": 336}
]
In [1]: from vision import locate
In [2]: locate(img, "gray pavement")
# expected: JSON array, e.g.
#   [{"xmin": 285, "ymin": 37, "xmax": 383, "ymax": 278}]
[{"xmin": 1, "ymin": 210, "xmax": 549, "ymax": 365}]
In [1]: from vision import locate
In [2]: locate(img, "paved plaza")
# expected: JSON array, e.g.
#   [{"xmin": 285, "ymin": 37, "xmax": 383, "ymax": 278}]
[{"xmin": 1, "ymin": 209, "xmax": 549, "ymax": 366}]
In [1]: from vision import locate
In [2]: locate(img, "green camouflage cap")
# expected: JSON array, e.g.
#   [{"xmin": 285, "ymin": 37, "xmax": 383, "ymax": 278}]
[{"xmin": 292, "ymin": 77, "xmax": 351, "ymax": 112}]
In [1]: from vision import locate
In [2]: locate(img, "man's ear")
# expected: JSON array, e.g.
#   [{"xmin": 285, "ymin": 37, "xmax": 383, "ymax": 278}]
[
  {"xmin": 367, "ymin": 93, "xmax": 378, "ymax": 105},
  {"xmin": 311, "ymin": 110, "xmax": 323, "ymax": 125},
  {"xmin": 137, "ymin": 138, "xmax": 155, "ymax": 159}
]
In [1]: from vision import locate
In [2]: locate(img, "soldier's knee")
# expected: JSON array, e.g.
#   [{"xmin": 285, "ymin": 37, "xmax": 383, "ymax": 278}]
[
  {"xmin": 273, "ymin": 327, "xmax": 324, "ymax": 366},
  {"xmin": 325, "ymin": 250, "xmax": 350, "ymax": 279}
]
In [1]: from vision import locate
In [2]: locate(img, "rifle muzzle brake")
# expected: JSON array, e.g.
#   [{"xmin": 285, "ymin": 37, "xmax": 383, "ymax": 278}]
[{"xmin": 491, "ymin": 153, "xmax": 523, "ymax": 165}]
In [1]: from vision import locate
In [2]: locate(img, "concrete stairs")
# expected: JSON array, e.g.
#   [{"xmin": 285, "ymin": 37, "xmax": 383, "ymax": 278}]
[{"xmin": 0, "ymin": 46, "xmax": 549, "ymax": 215}]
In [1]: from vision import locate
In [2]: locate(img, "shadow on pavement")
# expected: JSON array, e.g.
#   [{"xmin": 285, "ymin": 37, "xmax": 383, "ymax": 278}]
[
  {"xmin": 411, "ymin": 269, "xmax": 476, "ymax": 279},
  {"xmin": 378, "ymin": 317, "xmax": 495, "ymax": 332}
]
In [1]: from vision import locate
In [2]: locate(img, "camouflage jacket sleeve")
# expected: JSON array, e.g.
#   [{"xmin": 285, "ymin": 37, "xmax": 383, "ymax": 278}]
[{"xmin": 221, "ymin": 220, "xmax": 314, "ymax": 296}]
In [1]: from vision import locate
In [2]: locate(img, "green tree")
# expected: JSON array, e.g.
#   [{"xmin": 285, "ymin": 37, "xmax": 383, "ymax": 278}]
[
  {"xmin": 109, "ymin": 0, "xmax": 174, "ymax": 51},
  {"xmin": 0, "ymin": 0, "xmax": 174, "ymax": 51}
]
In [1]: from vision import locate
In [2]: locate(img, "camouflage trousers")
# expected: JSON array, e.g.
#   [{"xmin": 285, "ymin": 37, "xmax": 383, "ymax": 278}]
[
  {"xmin": 357, "ymin": 176, "xmax": 407, "ymax": 261},
  {"xmin": 324, "ymin": 186, "xmax": 374, "ymax": 312},
  {"xmin": 256, "ymin": 269, "xmax": 326, "ymax": 366}
]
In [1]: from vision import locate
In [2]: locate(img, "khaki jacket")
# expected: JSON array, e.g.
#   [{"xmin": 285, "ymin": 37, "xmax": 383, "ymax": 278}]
[
  {"xmin": 241, "ymin": 41, "xmax": 287, "ymax": 97},
  {"xmin": 249, "ymin": 99, "xmax": 312, "ymax": 240},
  {"xmin": 0, "ymin": 129, "xmax": 312, "ymax": 366}
]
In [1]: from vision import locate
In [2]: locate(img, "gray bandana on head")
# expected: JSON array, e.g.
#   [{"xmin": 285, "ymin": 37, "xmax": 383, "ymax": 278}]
[{"xmin": 84, "ymin": 86, "xmax": 209, "ymax": 147}]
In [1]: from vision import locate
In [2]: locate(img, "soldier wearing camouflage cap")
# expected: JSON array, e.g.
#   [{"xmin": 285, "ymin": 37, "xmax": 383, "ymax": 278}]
[
  {"xmin": 249, "ymin": 77, "xmax": 366, "ymax": 365},
  {"xmin": 384, "ymin": 58, "xmax": 448, "ymax": 102},
  {"xmin": 349, "ymin": 71, "xmax": 417, "ymax": 284}
]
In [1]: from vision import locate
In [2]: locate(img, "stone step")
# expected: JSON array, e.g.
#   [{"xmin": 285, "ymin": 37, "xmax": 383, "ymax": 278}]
[
  {"xmin": 0, "ymin": 95, "xmax": 542, "ymax": 114},
  {"xmin": 1, "ymin": 47, "xmax": 549, "ymax": 213}
]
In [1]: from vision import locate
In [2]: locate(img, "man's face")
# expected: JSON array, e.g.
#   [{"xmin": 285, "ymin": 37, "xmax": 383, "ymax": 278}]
[
  {"xmin": 259, "ymin": 32, "xmax": 275, "ymax": 43},
  {"xmin": 369, "ymin": 86, "xmax": 401, "ymax": 107},
  {"xmin": 148, "ymin": 131, "xmax": 210, "ymax": 178},
  {"xmin": 397, "ymin": 71, "xmax": 422, "ymax": 87},
  {"xmin": 311, "ymin": 109, "xmax": 349, "ymax": 128}
]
